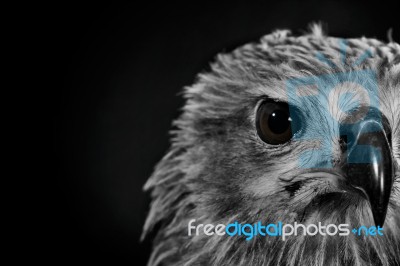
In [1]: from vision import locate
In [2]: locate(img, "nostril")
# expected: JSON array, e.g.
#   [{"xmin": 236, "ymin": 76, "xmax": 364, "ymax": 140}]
[{"xmin": 339, "ymin": 135, "xmax": 348, "ymax": 153}]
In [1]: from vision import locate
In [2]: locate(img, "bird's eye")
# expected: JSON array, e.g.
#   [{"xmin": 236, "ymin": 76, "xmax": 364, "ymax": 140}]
[{"xmin": 256, "ymin": 101, "xmax": 296, "ymax": 145}]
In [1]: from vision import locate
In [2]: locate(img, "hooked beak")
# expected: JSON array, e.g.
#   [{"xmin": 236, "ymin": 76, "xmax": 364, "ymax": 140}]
[{"xmin": 341, "ymin": 118, "xmax": 394, "ymax": 227}]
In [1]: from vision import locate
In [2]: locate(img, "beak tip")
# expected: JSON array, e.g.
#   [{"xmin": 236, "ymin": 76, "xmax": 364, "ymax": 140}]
[{"xmin": 372, "ymin": 209, "xmax": 386, "ymax": 228}]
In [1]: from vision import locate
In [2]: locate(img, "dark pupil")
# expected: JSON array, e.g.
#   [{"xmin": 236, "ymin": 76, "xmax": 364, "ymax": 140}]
[{"xmin": 268, "ymin": 110, "xmax": 290, "ymax": 134}]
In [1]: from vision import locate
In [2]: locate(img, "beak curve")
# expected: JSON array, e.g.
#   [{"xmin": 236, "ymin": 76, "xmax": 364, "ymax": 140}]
[{"xmin": 341, "ymin": 119, "xmax": 394, "ymax": 227}]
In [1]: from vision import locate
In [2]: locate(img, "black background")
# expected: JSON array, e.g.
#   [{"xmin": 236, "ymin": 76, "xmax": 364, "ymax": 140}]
[{"xmin": 53, "ymin": 1, "xmax": 399, "ymax": 265}]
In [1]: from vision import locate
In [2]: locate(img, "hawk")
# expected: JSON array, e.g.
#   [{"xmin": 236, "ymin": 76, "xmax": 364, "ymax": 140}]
[{"xmin": 143, "ymin": 25, "xmax": 400, "ymax": 265}]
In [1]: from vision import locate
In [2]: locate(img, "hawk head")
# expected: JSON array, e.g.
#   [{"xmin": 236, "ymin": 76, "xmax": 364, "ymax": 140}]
[{"xmin": 143, "ymin": 25, "xmax": 400, "ymax": 265}]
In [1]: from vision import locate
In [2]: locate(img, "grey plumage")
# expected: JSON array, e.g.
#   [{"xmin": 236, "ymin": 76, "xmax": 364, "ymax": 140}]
[{"xmin": 143, "ymin": 25, "xmax": 400, "ymax": 265}]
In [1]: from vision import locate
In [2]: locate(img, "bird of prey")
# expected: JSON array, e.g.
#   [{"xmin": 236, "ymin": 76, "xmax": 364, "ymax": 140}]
[{"xmin": 143, "ymin": 24, "xmax": 400, "ymax": 266}]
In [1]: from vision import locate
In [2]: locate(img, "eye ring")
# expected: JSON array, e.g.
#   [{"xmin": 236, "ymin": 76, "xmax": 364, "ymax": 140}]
[{"xmin": 256, "ymin": 101, "xmax": 300, "ymax": 145}]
